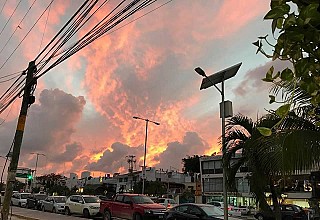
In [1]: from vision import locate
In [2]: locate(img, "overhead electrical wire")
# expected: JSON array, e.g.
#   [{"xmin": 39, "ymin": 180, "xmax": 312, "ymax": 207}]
[
  {"xmin": 0, "ymin": 0, "xmax": 54, "ymax": 72},
  {"xmin": 0, "ymin": 70, "xmax": 23, "ymax": 79},
  {"xmin": 0, "ymin": 0, "xmax": 174, "ymax": 115},
  {"xmin": 0, "ymin": 0, "xmax": 38, "ymax": 56},
  {"xmin": 0, "ymin": 0, "xmax": 9, "ymax": 14},
  {"xmin": 38, "ymin": 0, "xmax": 52, "ymax": 53},
  {"xmin": 0, "ymin": 0, "xmax": 22, "ymax": 38}
]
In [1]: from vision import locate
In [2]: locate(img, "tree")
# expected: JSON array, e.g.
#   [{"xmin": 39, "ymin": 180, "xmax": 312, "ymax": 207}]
[
  {"xmin": 253, "ymin": 0, "xmax": 320, "ymax": 135},
  {"xmin": 182, "ymin": 155, "xmax": 201, "ymax": 174},
  {"xmin": 224, "ymin": 112, "xmax": 320, "ymax": 220}
]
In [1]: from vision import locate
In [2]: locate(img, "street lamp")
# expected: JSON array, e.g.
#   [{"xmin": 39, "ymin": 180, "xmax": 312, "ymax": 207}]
[
  {"xmin": 133, "ymin": 116, "xmax": 160, "ymax": 195},
  {"xmin": 30, "ymin": 152, "xmax": 46, "ymax": 190},
  {"xmin": 195, "ymin": 62, "xmax": 242, "ymax": 220}
]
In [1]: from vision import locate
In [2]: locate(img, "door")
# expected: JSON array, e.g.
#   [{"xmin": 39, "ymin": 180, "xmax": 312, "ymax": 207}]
[
  {"xmin": 112, "ymin": 195, "xmax": 124, "ymax": 218},
  {"xmin": 122, "ymin": 196, "xmax": 133, "ymax": 219}
]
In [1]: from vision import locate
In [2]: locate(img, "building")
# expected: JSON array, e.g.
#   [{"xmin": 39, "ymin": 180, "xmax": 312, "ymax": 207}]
[
  {"xmin": 200, "ymin": 154, "xmax": 320, "ymax": 208},
  {"xmin": 200, "ymin": 154, "xmax": 253, "ymax": 207}
]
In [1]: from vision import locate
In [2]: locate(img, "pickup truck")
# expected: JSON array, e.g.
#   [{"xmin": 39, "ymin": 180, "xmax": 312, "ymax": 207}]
[{"xmin": 100, "ymin": 193, "xmax": 166, "ymax": 220}]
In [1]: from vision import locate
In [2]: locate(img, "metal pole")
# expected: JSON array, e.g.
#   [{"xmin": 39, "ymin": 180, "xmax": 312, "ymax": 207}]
[
  {"xmin": 221, "ymin": 79, "xmax": 228, "ymax": 220},
  {"xmin": 142, "ymin": 120, "xmax": 148, "ymax": 195},
  {"xmin": 1, "ymin": 61, "xmax": 36, "ymax": 220},
  {"xmin": 32, "ymin": 154, "xmax": 39, "ymax": 190}
]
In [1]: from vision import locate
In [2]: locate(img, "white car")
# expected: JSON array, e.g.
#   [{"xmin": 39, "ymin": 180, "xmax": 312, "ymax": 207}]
[
  {"xmin": 11, "ymin": 192, "xmax": 31, "ymax": 207},
  {"xmin": 64, "ymin": 195, "xmax": 100, "ymax": 218},
  {"xmin": 41, "ymin": 196, "xmax": 66, "ymax": 213},
  {"xmin": 207, "ymin": 201, "xmax": 241, "ymax": 216},
  {"xmin": 157, "ymin": 198, "xmax": 178, "ymax": 209}
]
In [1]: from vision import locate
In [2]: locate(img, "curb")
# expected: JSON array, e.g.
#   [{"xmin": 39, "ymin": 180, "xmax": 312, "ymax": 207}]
[{"xmin": 11, "ymin": 213, "xmax": 40, "ymax": 220}]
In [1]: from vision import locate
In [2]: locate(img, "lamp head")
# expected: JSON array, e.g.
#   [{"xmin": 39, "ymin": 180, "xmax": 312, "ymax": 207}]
[
  {"xmin": 154, "ymin": 122, "xmax": 160, "ymax": 126},
  {"xmin": 133, "ymin": 116, "xmax": 138, "ymax": 119},
  {"xmin": 195, "ymin": 67, "xmax": 207, "ymax": 77}
]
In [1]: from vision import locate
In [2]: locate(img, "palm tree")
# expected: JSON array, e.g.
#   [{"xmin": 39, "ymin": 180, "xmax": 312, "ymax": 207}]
[{"xmin": 224, "ymin": 111, "xmax": 320, "ymax": 220}]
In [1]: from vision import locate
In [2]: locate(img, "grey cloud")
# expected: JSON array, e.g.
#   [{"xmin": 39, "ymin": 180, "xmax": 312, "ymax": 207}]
[{"xmin": 85, "ymin": 142, "xmax": 144, "ymax": 173}]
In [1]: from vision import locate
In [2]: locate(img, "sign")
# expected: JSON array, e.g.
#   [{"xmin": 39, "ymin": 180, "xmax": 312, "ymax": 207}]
[{"xmin": 15, "ymin": 167, "xmax": 32, "ymax": 178}]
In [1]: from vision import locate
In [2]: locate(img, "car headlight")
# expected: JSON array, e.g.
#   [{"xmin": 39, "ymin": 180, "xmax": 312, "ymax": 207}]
[{"xmin": 145, "ymin": 210, "xmax": 153, "ymax": 214}]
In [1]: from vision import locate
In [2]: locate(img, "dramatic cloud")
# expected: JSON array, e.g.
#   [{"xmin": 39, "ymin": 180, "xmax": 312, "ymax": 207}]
[{"xmin": 0, "ymin": 1, "xmax": 277, "ymax": 176}]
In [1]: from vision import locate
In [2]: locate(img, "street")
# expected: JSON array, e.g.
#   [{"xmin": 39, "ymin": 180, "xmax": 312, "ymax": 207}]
[{"xmin": 7, "ymin": 206, "xmax": 102, "ymax": 220}]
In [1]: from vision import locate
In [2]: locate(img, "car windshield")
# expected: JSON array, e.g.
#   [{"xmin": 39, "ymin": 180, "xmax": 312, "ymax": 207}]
[
  {"xmin": 54, "ymin": 197, "xmax": 66, "ymax": 203},
  {"xmin": 132, "ymin": 196, "xmax": 154, "ymax": 204},
  {"xmin": 200, "ymin": 205, "xmax": 224, "ymax": 216},
  {"xmin": 21, "ymin": 194, "xmax": 30, "ymax": 199},
  {"xmin": 83, "ymin": 196, "xmax": 100, "ymax": 203},
  {"xmin": 35, "ymin": 194, "xmax": 47, "ymax": 200},
  {"xmin": 168, "ymin": 199, "xmax": 177, "ymax": 204}
]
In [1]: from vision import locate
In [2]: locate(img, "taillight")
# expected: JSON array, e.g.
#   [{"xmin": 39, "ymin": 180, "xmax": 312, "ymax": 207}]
[{"xmin": 167, "ymin": 203, "xmax": 171, "ymax": 208}]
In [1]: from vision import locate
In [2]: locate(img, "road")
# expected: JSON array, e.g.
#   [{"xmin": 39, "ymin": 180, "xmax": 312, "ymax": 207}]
[{"xmin": 8, "ymin": 206, "xmax": 103, "ymax": 220}]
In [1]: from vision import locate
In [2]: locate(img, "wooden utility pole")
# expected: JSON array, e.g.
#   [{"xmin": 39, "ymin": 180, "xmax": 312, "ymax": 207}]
[{"xmin": 1, "ymin": 61, "xmax": 36, "ymax": 220}]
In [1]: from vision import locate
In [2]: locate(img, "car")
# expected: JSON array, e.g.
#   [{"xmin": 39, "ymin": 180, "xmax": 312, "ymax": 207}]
[
  {"xmin": 165, "ymin": 203, "xmax": 242, "ymax": 220},
  {"xmin": 64, "ymin": 195, "xmax": 100, "ymax": 218},
  {"xmin": 157, "ymin": 198, "xmax": 178, "ymax": 209},
  {"xmin": 254, "ymin": 204, "xmax": 307, "ymax": 220},
  {"xmin": 41, "ymin": 196, "xmax": 66, "ymax": 213},
  {"xmin": 207, "ymin": 201, "xmax": 241, "ymax": 216},
  {"xmin": 26, "ymin": 193, "xmax": 47, "ymax": 210},
  {"xmin": 11, "ymin": 192, "xmax": 31, "ymax": 207},
  {"xmin": 233, "ymin": 206, "xmax": 251, "ymax": 215}
]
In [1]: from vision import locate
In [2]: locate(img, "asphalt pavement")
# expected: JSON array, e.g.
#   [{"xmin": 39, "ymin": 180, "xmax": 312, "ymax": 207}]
[{"xmin": 1, "ymin": 206, "xmax": 102, "ymax": 220}]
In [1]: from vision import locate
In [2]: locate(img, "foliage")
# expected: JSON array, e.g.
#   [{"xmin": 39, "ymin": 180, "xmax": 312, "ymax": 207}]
[
  {"xmin": 224, "ymin": 112, "xmax": 320, "ymax": 219},
  {"xmin": 182, "ymin": 155, "xmax": 201, "ymax": 174},
  {"xmin": 133, "ymin": 181, "xmax": 167, "ymax": 196},
  {"xmin": 253, "ymin": 0, "xmax": 320, "ymax": 134}
]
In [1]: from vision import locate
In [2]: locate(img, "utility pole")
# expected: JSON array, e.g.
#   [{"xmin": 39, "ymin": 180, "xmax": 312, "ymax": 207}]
[
  {"xmin": 30, "ymin": 152, "xmax": 46, "ymax": 190},
  {"xmin": 1, "ymin": 61, "xmax": 36, "ymax": 220}
]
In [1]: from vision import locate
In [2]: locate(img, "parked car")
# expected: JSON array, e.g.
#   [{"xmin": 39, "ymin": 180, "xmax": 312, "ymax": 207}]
[
  {"xmin": 254, "ymin": 204, "xmax": 307, "ymax": 220},
  {"xmin": 157, "ymin": 198, "xmax": 178, "ymax": 209},
  {"xmin": 64, "ymin": 195, "xmax": 100, "ymax": 218},
  {"xmin": 165, "ymin": 203, "xmax": 242, "ymax": 220},
  {"xmin": 11, "ymin": 192, "xmax": 31, "ymax": 207},
  {"xmin": 41, "ymin": 196, "xmax": 66, "ymax": 213},
  {"xmin": 233, "ymin": 206, "xmax": 251, "ymax": 215},
  {"xmin": 100, "ymin": 193, "xmax": 166, "ymax": 220},
  {"xmin": 26, "ymin": 193, "xmax": 47, "ymax": 210},
  {"xmin": 207, "ymin": 201, "xmax": 241, "ymax": 216}
]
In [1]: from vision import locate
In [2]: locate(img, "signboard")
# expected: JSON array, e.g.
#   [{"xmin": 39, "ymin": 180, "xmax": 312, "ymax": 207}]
[{"xmin": 15, "ymin": 167, "xmax": 32, "ymax": 178}]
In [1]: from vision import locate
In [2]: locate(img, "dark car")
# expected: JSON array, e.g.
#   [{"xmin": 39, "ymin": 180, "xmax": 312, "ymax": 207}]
[
  {"xmin": 254, "ymin": 204, "xmax": 307, "ymax": 220},
  {"xmin": 165, "ymin": 203, "xmax": 229, "ymax": 220},
  {"xmin": 26, "ymin": 194, "xmax": 47, "ymax": 210}
]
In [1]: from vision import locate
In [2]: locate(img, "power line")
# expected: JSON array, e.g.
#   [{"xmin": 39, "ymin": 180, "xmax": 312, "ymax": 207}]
[
  {"xmin": 0, "ymin": 0, "xmax": 54, "ymax": 72},
  {"xmin": 0, "ymin": 0, "xmax": 22, "ymax": 38},
  {"xmin": 0, "ymin": 0, "xmax": 9, "ymax": 14},
  {"xmin": 38, "ymin": 0, "xmax": 52, "ymax": 53},
  {"xmin": 0, "ymin": 0, "xmax": 174, "ymax": 115},
  {"xmin": 0, "ymin": 71, "xmax": 23, "ymax": 80}
]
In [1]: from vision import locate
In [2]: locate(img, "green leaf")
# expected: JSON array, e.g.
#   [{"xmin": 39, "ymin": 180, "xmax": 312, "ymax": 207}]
[
  {"xmin": 276, "ymin": 104, "xmax": 291, "ymax": 117},
  {"xmin": 267, "ymin": 66, "xmax": 274, "ymax": 79},
  {"xmin": 269, "ymin": 95, "xmax": 276, "ymax": 104},
  {"xmin": 264, "ymin": 4, "xmax": 290, "ymax": 19},
  {"xmin": 280, "ymin": 68, "xmax": 294, "ymax": 81},
  {"xmin": 295, "ymin": 59, "xmax": 309, "ymax": 77},
  {"xmin": 316, "ymin": 122, "xmax": 320, "ymax": 127},
  {"xmin": 262, "ymin": 78, "xmax": 274, "ymax": 82},
  {"xmin": 257, "ymin": 127, "xmax": 272, "ymax": 136},
  {"xmin": 272, "ymin": 19, "xmax": 277, "ymax": 34},
  {"xmin": 276, "ymin": 18, "xmax": 283, "ymax": 29},
  {"xmin": 283, "ymin": 13, "xmax": 296, "ymax": 29}
]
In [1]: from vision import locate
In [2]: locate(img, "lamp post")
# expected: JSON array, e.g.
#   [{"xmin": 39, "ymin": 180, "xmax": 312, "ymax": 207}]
[
  {"xmin": 195, "ymin": 63, "xmax": 242, "ymax": 220},
  {"xmin": 30, "ymin": 152, "xmax": 46, "ymax": 190},
  {"xmin": 133, "ymin": 116, "xmax": 160, "ymax": 195}
]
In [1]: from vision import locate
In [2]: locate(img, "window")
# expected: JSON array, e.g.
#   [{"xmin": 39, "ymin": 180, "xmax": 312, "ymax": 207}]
[
  {"xmin": 119, "ymin": 178, "xmax": 123, "ymax": 182},
  {"xmin": 115, "ymin": 195, "xmax": 123, "ymax": 202},
  {"xmin": 124, "ymin": 177, "xmax": 128, "ymax": 182},
  {"xmin": 176, "ymin": 205, "xmax": 188, "ymax": 213},
  {"xmin": 123, "ymin": 196, "xmax": 131, "ymax": 204},
  {"xmin": 188, "ymin": 206, "xmax": 202, "ymax": 216},
  {"xmin": 203, "ymin": 178, "xmax": 223, "ymax": 192}
]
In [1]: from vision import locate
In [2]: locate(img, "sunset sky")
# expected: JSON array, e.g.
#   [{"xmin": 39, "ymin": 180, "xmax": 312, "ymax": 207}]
[{"xmin": 0, "ymin": 0, "xmax": 289, "ymax": 178}]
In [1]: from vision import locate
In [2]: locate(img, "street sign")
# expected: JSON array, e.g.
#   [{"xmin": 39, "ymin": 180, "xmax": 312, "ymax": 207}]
[{"xmin": 15, "ymin": 167, "xmax": 32, "ymax": 178}]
